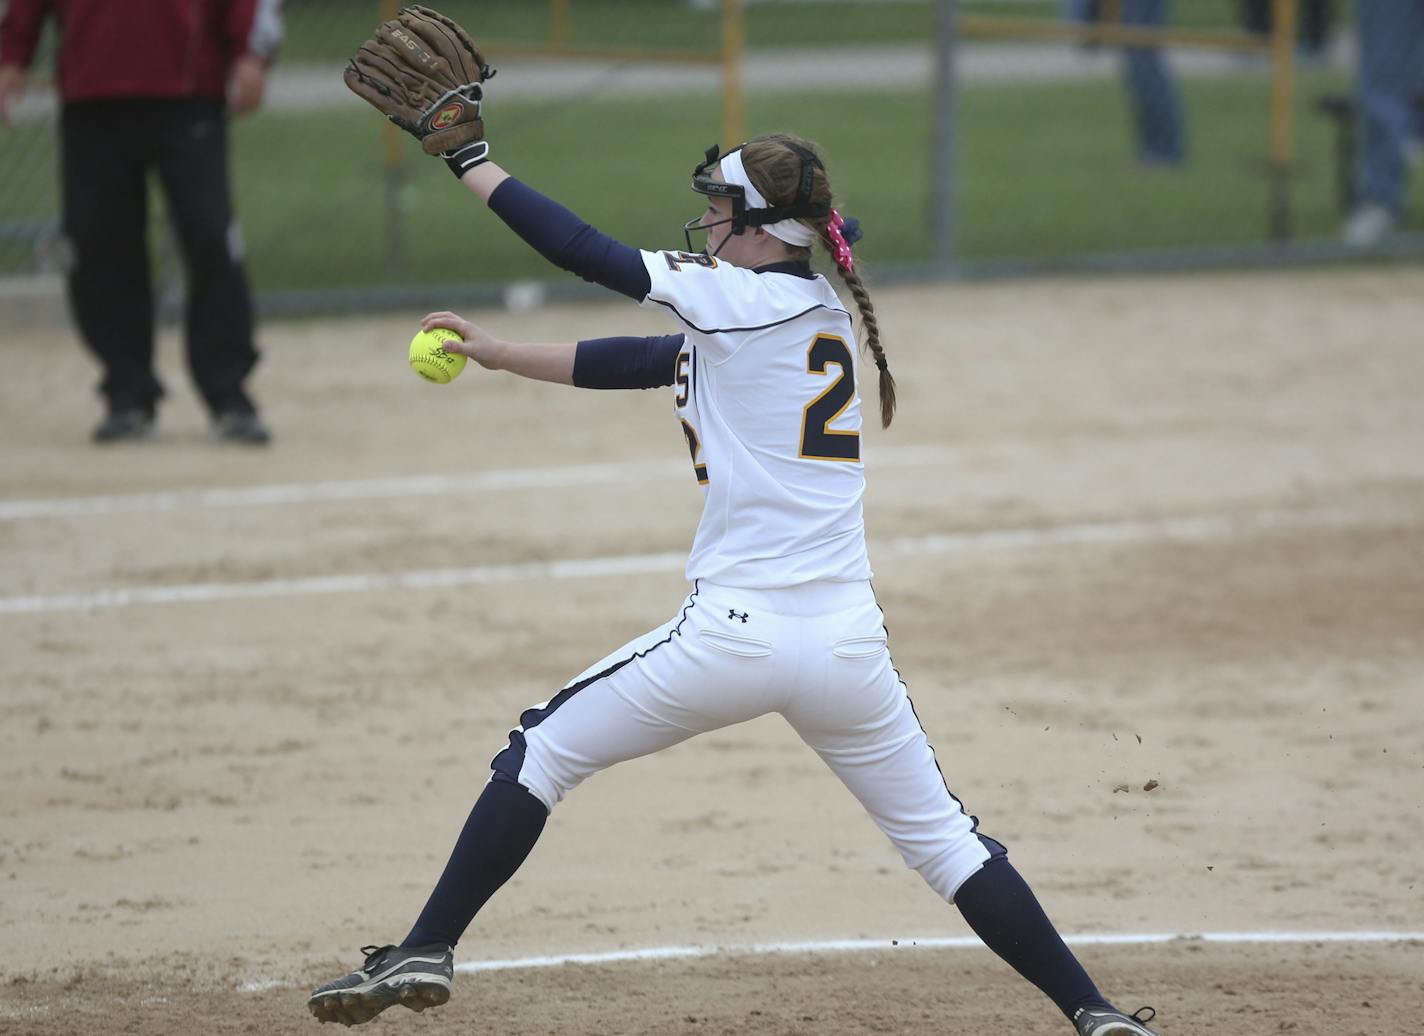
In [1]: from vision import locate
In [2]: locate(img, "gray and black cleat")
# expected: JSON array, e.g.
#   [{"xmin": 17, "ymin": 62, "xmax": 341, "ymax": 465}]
[
  {"xmin": 308, "ymin": 943, "xmax": 453, "ymax": 1026},
  {"xmin": 212, "ymin": 409, "xmax": 271, "ymax": 445},
  {"xmin": 92, "ymin": 409, "xmax": 155, "ymax": 443},
  {"xmin": 1073, "ymin": 1005, "xmax": 1159, "ymax": 1036}
]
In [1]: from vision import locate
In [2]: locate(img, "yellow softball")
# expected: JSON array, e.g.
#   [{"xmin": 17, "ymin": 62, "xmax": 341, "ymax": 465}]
[{"xmin": 409, "ymin": 327, "xmax": 468, "ymax": 384}]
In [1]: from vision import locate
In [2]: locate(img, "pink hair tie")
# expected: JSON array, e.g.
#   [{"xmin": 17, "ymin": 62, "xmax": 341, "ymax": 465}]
[{"xmin": 827, "ymin": 209, "xmax": 855, "ymax": 272}]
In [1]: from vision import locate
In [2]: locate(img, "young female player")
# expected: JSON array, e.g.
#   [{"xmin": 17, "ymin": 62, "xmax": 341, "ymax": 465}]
[{"xmin": 314, "ymin": 62, "xmax": 1160, "ymax": 1036}]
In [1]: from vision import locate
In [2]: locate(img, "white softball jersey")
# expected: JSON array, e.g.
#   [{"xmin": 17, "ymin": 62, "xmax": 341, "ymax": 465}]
[
  {"xmin": 490, "ymin": 251, "xmax": 1004, "ymax": 905},
  {"xmin": 639, "ymin": 249, "xmax": 872, "ymax": 589}
]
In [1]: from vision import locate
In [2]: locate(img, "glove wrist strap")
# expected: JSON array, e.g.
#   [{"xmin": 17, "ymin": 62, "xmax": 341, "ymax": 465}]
[{"xmin": 443, "ymin": 140, "xmax": 490, "ymax": 179}]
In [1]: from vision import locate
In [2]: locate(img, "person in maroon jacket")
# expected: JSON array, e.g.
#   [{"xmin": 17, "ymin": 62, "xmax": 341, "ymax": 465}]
[{"xmin": 0, "ymin": 0, "xmax": 283, "ymax": 444}]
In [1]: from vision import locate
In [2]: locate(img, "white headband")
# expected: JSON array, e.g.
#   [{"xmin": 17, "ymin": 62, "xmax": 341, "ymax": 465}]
[{"xmin": 719, "ymin": 150, "xmax": 818, "ymax": 248}]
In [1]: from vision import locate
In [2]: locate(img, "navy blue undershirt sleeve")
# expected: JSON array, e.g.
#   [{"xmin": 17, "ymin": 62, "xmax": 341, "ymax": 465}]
[
  {"xmin": 573, "ymin": 335, "xmax": 684, "ymax": 390},
  {"xmin": 488, "ymin": 178, "xmax": 651, "ymax": 302}
]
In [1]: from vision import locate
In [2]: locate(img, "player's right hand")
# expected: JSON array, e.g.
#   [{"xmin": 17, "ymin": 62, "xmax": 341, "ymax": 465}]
[
  {"xmin": 0, "ymin": 64, "xmax": 28, "ymax": 128},
  {"xmin": 420, "ymin": 311, "xmax": 500, "ymax": 370}
]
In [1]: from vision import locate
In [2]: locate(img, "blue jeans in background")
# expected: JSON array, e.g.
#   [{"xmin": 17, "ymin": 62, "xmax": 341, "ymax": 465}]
[
  {"xmin": 1355, "ymin": 0, "xmax": 1424, "ymax": 215},
  {"xmin": 1063, "ymin": 0, "xmax": 1186, "ymax": 166}
]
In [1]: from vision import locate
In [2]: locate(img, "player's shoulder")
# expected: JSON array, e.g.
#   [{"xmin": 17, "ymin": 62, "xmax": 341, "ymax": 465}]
[
  {"xmin": 644, "ymin": 249, "xmax": 755, "ymax": 285},
  {"xmin": 640, "ymin": 250, "xmax": 846, "ymax": 334}
]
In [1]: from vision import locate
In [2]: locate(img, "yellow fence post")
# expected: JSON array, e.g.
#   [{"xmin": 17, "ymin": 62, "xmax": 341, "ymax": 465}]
[
  {"xmin": 1267, "ymin": 0, "xmax": 1298, "ymax": 241},
  {"xmin": 722, "ymin": 0, "xmax": 746, "ymax": 147},
  {"xmin": 551, "ymin": 0, "xmax": 571, "ymax": 52}
]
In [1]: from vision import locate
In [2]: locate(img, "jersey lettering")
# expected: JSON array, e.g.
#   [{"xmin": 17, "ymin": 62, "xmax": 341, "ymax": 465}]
[
  {"xmin": 799, "ymin": 334, "xmax": 860, "ymax": 462},
  {"xmin": 680, "ymin": 419, "xmax": 709, "ymax": 485},
  {"xmin": 663, "ymin": 251, "xmax": 718, "ymax": 272},
  {"xmin": 675, "ymin": 351, "xmax": 690, "ymax": 408},
  {"xmin": 639, "ymin": 244, "xmax": 869, "ymax": 584}
]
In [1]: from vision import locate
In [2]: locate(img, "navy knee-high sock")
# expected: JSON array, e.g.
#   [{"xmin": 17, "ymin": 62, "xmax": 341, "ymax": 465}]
[
  {"xmin": 953, "ymin": 857, "xmax": 1108, "ymax": 1020},
  {"xmin": 402, "ymin": 777, "xmax": 548, "ymax": 949}
]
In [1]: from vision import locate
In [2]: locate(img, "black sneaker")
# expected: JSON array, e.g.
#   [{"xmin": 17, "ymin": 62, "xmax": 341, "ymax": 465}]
[
  {"xmin": 212, "ymin": 409, "xmax": 271, "ymax": 445},
  {"xmin": 307, "ymin": 943, "xmax": 453, "ymax": 1026},
  {"xmin": 1073, "ymin": 1005, "xmax": 1159, "ymax": 1036},
  {"xmin": 92, "ymin": 409, "xmax": 155, "ymax": 443}
]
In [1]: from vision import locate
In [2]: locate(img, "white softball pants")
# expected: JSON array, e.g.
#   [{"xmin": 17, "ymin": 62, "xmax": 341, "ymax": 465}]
[{"xmin": 492, "ymin": 579, "xmax": 1001, "ymax": 902}]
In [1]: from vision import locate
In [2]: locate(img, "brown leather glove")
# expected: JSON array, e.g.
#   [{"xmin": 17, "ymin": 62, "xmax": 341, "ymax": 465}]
[{"xmin": 344, "ymin": 5, "xmax": 495, "ymax": 163}]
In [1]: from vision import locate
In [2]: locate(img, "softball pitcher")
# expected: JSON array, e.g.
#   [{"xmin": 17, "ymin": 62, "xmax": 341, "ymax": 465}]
[{"xmin": 311, "ymin": 9, "xmax": 1161, "ymax": 1035}]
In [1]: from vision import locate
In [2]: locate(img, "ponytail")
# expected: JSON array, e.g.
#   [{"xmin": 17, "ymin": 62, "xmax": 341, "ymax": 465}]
[
  {"xmin": 833, "ymin": 258, "xmax": 895, "ymax": 429},
  {"xmin": 741, "ymin": 133, "xmax": 896, "ymax": 428},
  {"xmin": 820, "ymin": 212, "xmax": 894, "ymax": 429}
]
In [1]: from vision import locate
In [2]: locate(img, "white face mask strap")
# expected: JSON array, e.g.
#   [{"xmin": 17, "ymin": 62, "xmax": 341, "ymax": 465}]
[{"xmin": 719, "ymin": 151, "xmax": 817, "ymax": 249}]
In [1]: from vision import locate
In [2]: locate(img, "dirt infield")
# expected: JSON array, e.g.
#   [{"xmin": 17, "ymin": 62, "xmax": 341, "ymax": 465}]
[{"xmin": 1, "ymin": 267, "xmax": 1421, "ymax": 1035}]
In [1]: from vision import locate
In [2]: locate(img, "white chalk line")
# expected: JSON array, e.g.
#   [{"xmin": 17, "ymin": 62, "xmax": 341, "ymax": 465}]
[
  {"xmin": 0, "ymin": 502, "xmax": 1412, "ymax": 616},
  {"xmin": 0, "ymin": 552, "xmax": 688, "ymax": 616},
  {"xmin": 444, "ymin": 930, "xmax": 1424, "ymax": 976},
  {"xmin": 0, "ymin": 447, "xmax": 953, "ymax": 522},
  {"xmin": 0, "ymin": 460, "xmax": 680, "ymax": 521},
  {"xmin": 219, "ymin": 930, "xmax": 1424, "ymax": 992}
]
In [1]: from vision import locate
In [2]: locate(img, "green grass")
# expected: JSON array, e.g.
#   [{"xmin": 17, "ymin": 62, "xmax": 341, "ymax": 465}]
[
  {"xmin": 962, "ymin": 0, "xmax": 1257, "ymax": 32},
  {"xmin": 230, "ymin": 67, "xmax": 1372, "ymax": 292},
  {"xmin": 6, "ymin": 65, "xmax": 1412, "ymax": 293},
  {"xmin": 280, "ymin": 1, "xmax": 932, "ymax": 61},
  {"xmin": 276, "ymin": 0, "xmax": 1275, "ymax": 63},
  {"xmin": 957, "ymin": 70, "xmax": 1357, "ymax": 257},
  {"xmin": 7, "ymin": 0, "xmax": 1353, "ymax": 68}
]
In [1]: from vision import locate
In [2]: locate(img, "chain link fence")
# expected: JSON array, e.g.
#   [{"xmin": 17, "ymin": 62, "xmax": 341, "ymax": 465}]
[
  {"xmin": 1, "ymin": 0, "xmax": 1420, "ymax": 317},
  {"xmin": 941, "ymin": 0, "xmax": 1422, "ymax": 274}
]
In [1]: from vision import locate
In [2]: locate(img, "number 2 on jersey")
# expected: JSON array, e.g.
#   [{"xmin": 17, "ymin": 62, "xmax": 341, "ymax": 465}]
[
  {"xmin": 681, "ymin": 419, "xmax": 709, "ymax": 485},
  {"xmin": 800, "ymin": 334, "xmax": 860, "ymax": 462}
]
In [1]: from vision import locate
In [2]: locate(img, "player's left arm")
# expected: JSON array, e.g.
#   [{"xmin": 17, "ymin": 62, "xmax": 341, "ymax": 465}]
[
  {"xmin": 422, "ymin": 312, "xmax": 681, "ymax": 390},
  {"xmin": 458, "ymin": 164, "xmax": 652, "ymax": 303},
  {"xmin": 341, "ymin": 9, "xmax": 651, "ymax": 301}
]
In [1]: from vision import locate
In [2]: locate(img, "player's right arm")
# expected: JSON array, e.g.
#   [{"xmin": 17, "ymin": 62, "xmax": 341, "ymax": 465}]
[
  {"xmin": 422, "ymin": 310, "xmax": 682, "ymax": 390},
  {"xmin": 420, "ymin": 309, "xmax": 575, "ymax": 385}
]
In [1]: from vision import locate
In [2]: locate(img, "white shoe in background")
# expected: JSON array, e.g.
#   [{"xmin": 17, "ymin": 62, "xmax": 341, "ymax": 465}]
[{"xmin": 1342, "ymin": 203, "xmax": 1398, "ymax": 247}]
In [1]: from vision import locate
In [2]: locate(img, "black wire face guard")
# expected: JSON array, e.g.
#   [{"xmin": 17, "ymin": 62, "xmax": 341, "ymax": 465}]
[
  {"xmin": 682, "ymin": 212, "xmax": 740, "ymax": 256},
  {"xmin": 686, "ymin": 142, "xmax": 832, "ymax": 254},
  {"xmin": 689, "ymin": 144, "xmax": 751, "ymax": 252}
]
